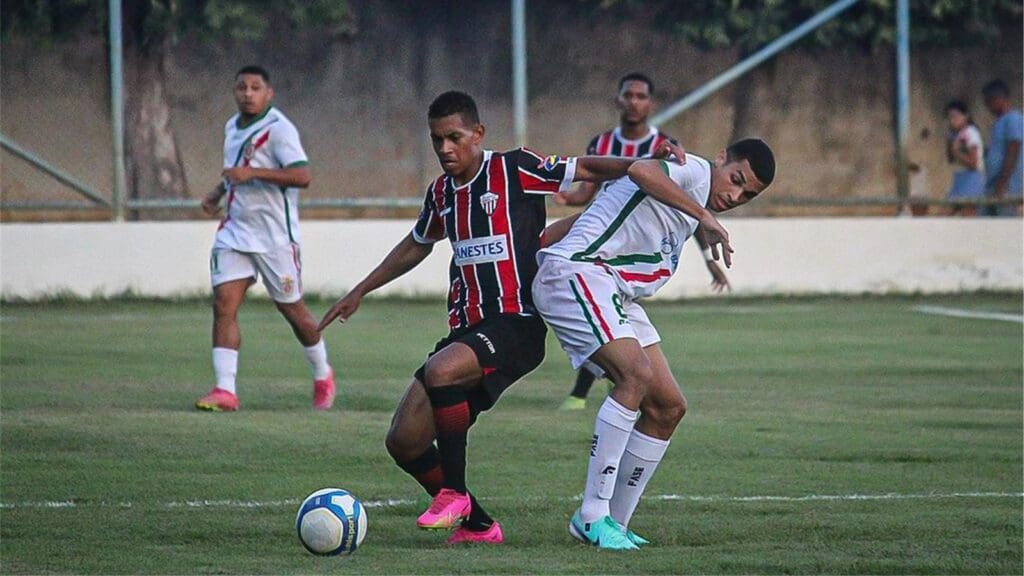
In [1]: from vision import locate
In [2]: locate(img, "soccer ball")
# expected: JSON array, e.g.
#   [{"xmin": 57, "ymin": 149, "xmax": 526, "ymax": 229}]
[{"xmin": 295, "ymin": 488, "xmax": 367, "ymax": 556}]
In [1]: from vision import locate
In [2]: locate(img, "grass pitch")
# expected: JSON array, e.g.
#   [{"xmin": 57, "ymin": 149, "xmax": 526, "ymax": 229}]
[{"xmin": 1, "ymin": 294, "xmax": 1021, "ymax": 574}]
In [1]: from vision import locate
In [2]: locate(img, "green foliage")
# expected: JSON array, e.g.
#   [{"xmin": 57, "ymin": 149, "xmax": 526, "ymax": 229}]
[
  {"xmin": 589, "ymin": 0, "xmax": 1023, "ymax": 50},
  {"xmin": 0, "ymin": 0, "xmax": 357, "ymax": 41}
]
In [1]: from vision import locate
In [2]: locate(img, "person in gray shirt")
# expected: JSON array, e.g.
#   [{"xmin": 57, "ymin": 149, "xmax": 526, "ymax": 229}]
[{"xmin": 981, "ymin": 79, "xmax": 1023, "ymax": 216}]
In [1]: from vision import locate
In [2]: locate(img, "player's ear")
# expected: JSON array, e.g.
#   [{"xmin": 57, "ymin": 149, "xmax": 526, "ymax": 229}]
[
  {"xmin": 472, "ymin": 122, "xmax": 485, "ymax": 143},
  {"xmin": 266, "ymin": 86, "xmax": 274, "ymax": 101},
  {"xmin": 715, "ymin": 148, "xmax": 727, "ymax": 166}
]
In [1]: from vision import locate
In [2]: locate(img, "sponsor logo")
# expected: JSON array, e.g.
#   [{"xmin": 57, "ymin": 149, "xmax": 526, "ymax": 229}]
[
  {"xmin": 542, "ymin": 155, "xmax": 561, "ymax": 171},
  {"xmin": 601, "ymin": 465, "xmax": 617, "ymax": 475},
  {"xmin": 627, "ymin": 466, "xmax": 645, "ymax": 487},
  {"xmin": 281, "ymin": 276, "xmax": 294, "ymax": 295},
  {"xmin": 475, "ymin": 332, "xmax": 496, "ymax": 354},
  {"xmin": 612, "ymin": 293, "xmax": 628, "ymax": 325},
  {"xmin": 590, "ymin": 434, "xmax": 598, "ymax": 457},
  {"xmin": 660, "ymin": 231, "xmax": 679, "ymax": 254},
  {"xmin": 453, "ymin": 235, "xmax": 509, "ymax": 266}
]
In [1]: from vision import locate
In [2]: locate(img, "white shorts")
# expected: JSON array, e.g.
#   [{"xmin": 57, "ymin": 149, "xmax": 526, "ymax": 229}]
[
  {"xmin": 532, "ymin": 254, "xmax": 660, "ymax": 376},
  {"xmin": 210, "ymin": 243, "xmax": 304, "ymax": 303}
]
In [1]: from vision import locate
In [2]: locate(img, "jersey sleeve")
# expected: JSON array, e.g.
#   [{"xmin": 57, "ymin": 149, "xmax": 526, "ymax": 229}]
[
  {"xmin": 271, "ymin": 121, "xmax": 309, "ymax": 168},
  {"xmin": 411, "ymin": 185, "xmax": 444, "ymax": 244},
  {"xmin": 660, "ymin": 158, "xmax": 710, "ymax": 206},
  {"xmin": 586, "ymin": 135, "xmax": 599, "ymax": 155},
  {"xmin": 1008, "ymin": 113, "xmax": 1024, "ymax": 143},
  {"xmin": 515, "ymin": 148, "xmax": 578, "ymax": 195}
]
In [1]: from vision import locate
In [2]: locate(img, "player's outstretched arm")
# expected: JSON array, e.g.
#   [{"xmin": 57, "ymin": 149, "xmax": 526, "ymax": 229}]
[
  {"xmin": 628, "ymin": 159, "xmax": 734, "ymax": 267},
  {"xmin": 573, "ymin": 140, "xmax": 686, "ymax": 184},
  {"xmin": 317, "ymin": 233, "xmax": 434, "ymax": 331},
  {"xmin": 222, "ymin": 165, "xmax": 312, "ymax": 189}
]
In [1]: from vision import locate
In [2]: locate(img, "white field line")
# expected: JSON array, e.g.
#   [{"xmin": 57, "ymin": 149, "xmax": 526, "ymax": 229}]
[
  {"xmin": 915, "ymin": 305, "xmax": 1024, "ymax": 324},
  {"xmin": 1, "ymin": 491, "xmax": 1020, "ymax": 510}
]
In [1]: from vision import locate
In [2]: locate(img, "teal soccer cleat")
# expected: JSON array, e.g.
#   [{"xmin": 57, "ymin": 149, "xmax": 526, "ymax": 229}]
[
  {"xmin": 625, "ymin": 528, "xmax": 650, "ymax": 546},
  {"xmin": 568, "ymin": 510, "xmax": 638, "ymax": 550}
]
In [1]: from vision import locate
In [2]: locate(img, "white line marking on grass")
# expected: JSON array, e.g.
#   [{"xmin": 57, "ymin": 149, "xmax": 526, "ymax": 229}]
[
  {"xmin": 915, "ymin": 305, "xmax": 1023, "ymax": 324},
  {"xmin": 3, "ymin": 492, "xmax": 1020, "ymax": 510}
]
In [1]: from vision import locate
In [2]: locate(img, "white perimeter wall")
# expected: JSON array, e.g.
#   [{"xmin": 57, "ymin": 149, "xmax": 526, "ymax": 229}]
[{"xmin": 1, "ymin": 219, "xmax": 1021, "ymax": 300}]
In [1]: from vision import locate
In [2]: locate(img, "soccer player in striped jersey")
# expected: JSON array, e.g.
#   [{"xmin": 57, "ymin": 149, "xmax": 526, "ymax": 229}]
[
  {"xmin": 195, "ymin": 65, "xmax": 335, "ymax": 413},
  {"xmin": 318, "ymin": 91, "xmax": 686, "ymax": 544},
  {"xmin": 556, "ymin": 72, "xmax": 731, "ymax": 411},
  {"xmin": 534, "ymin": 138, "xmax": 775, "ymax": 550}
]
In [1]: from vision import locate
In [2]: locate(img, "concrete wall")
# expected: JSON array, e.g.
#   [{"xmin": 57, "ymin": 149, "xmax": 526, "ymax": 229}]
[{"xmin": 2, "ymin": 219, "xmax": 1020, "ymax": 300}]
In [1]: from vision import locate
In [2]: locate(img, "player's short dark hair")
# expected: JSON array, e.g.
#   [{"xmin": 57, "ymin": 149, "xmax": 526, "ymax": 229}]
[
  {"xmin": 945, "ymin": 100, "xmax": 970, "ymax": 115},
  {"xmin": 983, "ymin": 79, "xmax": 1010, "ymax": 99},
  {"xmin": 727, "ymin": 138, "xmax": 775, "ymax": 187},
  {"xmin": 618, "ymin": 72, "xmax": 654, "ymax": 96},
  {"xmin": 428, "ymin": 91, "xmax": 481, "ymax": 126},
  {"xmin": 236, "ymin": 65, "xmax": 270, "ymax": 83}
]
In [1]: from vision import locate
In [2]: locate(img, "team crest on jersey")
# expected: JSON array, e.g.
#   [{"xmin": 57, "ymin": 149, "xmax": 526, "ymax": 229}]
[
  {"xmin": 281, "ymin": 276, "xmax": 294, "ymax": 295},
  {"xmin": 542, "ymin": 155, "xmax": 562, "ymax": 171},
  {"xmin": 480, "ymin": 191, "xmax": 499, "ymax": 215},
  {"xmin": 243, "ymin": 142, "xmax": 256, "ymax": 161}
]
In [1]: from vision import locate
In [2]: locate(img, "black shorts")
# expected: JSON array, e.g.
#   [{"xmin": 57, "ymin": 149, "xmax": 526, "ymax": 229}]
[{"xmin": 414, "ymin": 313, "xmax": 547, "ymax": 414}]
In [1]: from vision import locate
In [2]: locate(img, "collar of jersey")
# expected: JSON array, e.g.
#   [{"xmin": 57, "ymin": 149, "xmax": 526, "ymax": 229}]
[
  {"xmin": 449, "ymin": 150, "xmax": 493, "ymax": 190},
  {"xmin": 613, "ymin": 125, "xmax": 657, "ymax": 145},
  {"xmin": 236, "ymin": 105, "xmax": 275, "ymax": 129}
]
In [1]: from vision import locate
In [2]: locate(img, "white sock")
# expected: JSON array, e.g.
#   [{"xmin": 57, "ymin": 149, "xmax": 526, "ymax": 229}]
[
  {"xmin": 212, "ymin": 347, "xmax": 238, "ymax": 394},
  {"xmin": 580, "ymin": 396, "xmax": 639, "ymax": 523},
  {"xmin": 609, "ymin": 429, "xmax": 670, "ymax": 529},
  {"xmin": 303, "ymin": 339, "xmax": 332, "ymax": 380}
]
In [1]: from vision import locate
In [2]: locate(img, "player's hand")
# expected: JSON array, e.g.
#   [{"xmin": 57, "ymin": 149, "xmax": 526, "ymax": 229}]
[
  {"xmin": 651, "ymin": 140, "xmax": 687, "ymax": 164},
  {"xmin": 706, "ymin": 261, "xmax": 731, "ymax": 293},
  {"xmin": 317, "ymin": 291, "xmax": 362, "ymax": 331},
  {"xmin": 222, "ymin": 166, "xmax": 254, "ymax": 184},
  {"xmin": 201, "ymin": 186, "xmax": 225, "ymax": 217},
  {"xmin": 697, "ymin": 213, "xmax": 733, "ymax": 268}
]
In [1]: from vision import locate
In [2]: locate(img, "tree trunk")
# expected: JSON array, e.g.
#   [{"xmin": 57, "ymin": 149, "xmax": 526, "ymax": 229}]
[
  {"xmin": 122, "ymin": 1, "xmax": 189, "ymax": 220},
  {"xmin": 730, "ymin": 46, "xmax": 777, "ymax": 144}
]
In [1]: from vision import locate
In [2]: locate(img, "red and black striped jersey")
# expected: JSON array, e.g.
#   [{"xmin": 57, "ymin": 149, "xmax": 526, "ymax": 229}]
[
  {"xmin": 587, "ymin": 126, "xmax": 677, "ymax": 158},
  {"xmin": 413, "ymin": 148, "xmax": 577, "ymax": 330}
]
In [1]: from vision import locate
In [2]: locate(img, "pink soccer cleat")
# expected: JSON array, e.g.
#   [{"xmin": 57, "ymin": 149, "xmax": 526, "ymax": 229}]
[
  {"xmin": 417, "ymin": 488, "xmax": 471, "ymax": 529},
  {"xmin": 447, "ymin": 521, "xmax": 504, "ymax": 544},
  {"xmin": 195, "ymin": 388, "xmax": 239, "ymax": 412},
  {"xmin": 313, "ymin": 369, "xmax": 335, "ymax": 410}
]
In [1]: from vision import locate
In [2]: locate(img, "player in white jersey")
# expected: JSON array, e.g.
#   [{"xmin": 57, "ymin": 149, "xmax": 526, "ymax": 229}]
[
  {"xmin": 195, "ymin": 65, "xmax": 335, "ymax": 412},
  {"xmin": 533, "ymin": 138, "xmax": 775, "ymax": 550},
  {"xmin": 555, "ymin": 72, "xmax": 730, "ymax": 411}
]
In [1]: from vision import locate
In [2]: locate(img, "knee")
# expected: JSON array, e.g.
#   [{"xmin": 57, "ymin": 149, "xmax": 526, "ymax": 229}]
[
  {"xmin": 422, "ymin": 358, "xmax": 459, "ymax": 388},
  {"xmin": 650, "ymin": 394, "xmax": 687, "ymax": 428},
  {"xmin": 615, "ymin": 360, "xmax": 654, "ymax": 395},
  {"xmin": 213, "ymin": 296, "xmax": 238, "ymax": 320}
]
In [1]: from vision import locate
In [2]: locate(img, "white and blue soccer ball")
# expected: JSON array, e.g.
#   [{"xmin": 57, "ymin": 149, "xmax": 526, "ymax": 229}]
[{"xmin": 295, "ymin": 488, "xmax": 367, "ymax": 556}]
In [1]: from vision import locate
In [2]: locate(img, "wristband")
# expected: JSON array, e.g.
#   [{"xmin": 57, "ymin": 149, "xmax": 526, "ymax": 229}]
[{"xmin": 702, "ymin": 247, "xmax": 714, "ymax": 262}]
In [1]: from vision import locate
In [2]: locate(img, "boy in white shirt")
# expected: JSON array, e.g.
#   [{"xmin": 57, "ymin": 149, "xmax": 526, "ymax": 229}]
[
  {"xmin": 534, "ymin": 139, "xmax": 775, "ymax": 550},
  {"xmin": 196, "ymin": 65, "xmax": 335, "ymax": 412}
]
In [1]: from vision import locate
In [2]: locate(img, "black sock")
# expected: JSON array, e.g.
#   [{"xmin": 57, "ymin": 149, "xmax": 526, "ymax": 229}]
[
  {"xmin": 462, "ymin": 492, "xmax": 494, "ymax": 531},
  {"xmin": 424, "ymin": 385, "xmax": 470, "ymax": 493},
  {"xmin": 570, "ymin": 369, "xmax": 597, "ymax": 399},
  {"xmin": 395, "ymin": 445, "xmax": 443, "ymax": 496}
]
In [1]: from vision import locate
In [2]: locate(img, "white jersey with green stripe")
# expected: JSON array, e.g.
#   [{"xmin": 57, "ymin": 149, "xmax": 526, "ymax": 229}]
[
  {"xmin": 214, "ymin": 106, "xmax": 309, "ymax": 253},
  {"xmin": 540, "ymin": 154, "xmax": 711, "ymax": 299}
]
